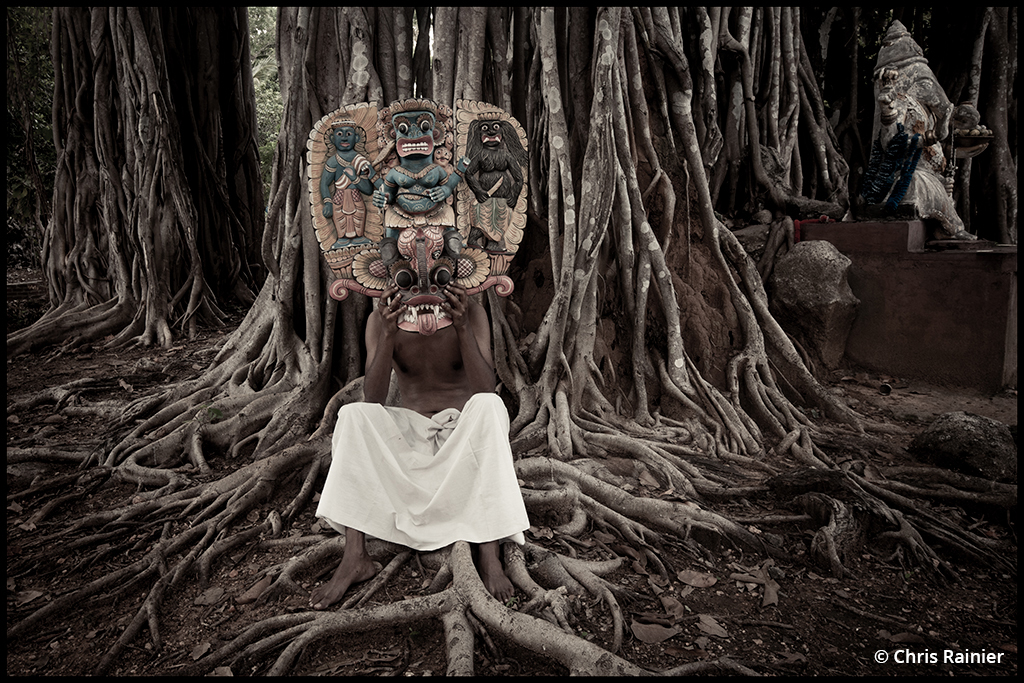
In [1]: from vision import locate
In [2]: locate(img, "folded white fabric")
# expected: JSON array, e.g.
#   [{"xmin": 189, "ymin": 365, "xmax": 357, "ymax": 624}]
[{"xmin": 316, "ymin": 393, "xmax": 529, "ymax": 551}]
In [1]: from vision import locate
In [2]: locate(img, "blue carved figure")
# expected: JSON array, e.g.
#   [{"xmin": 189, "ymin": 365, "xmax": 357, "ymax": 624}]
[{"xmin": 321, "ymin": 122, "xmax": 379, "ymax": 248}]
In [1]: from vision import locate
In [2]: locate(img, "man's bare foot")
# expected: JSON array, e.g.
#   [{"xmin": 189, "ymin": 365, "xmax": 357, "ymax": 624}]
[
  {"xmin": 476, "ymin": 541, "xmax": 515, "ymax": 603},
  {"xmin": 309, "ymin": 553, "xmax": 377, "ymax": 610},
  {"xmin": 310, "ymin": 529, "xmax": 378, "ymax": 610}
]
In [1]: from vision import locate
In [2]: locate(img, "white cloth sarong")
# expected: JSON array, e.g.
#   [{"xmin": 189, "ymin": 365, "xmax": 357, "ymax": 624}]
[{"xmin": 316, "ymin": 393, "xmax": 529, "ymax": 551}]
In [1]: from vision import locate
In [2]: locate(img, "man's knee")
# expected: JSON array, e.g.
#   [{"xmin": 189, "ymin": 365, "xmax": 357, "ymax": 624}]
[
  {"xmin": 461, "ymin": 393, "xmax": 510, "ymax": 430},
  {"xmin": 463, "ymin": 393, "xmax": 505, "ymax": 411},
  {"xmin": 335, "ymin": 401, "xmax": 387, "ymax": 433},
  {"xmin": 338, "ymin": 401, "xmax": 384, "ymax": 417}
]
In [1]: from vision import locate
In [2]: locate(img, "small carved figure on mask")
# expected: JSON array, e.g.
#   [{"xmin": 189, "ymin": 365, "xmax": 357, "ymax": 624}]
[
  {"xmin": 321, "ymin": 121, "xmax": 379, "ymax": 248},
  {"xmin": 372, "ymin": 101, "xmax": 468, "ymax": 221},
  {"xmin": 462, "ymin": 116, "xmax": 529, "ymax": 252}
]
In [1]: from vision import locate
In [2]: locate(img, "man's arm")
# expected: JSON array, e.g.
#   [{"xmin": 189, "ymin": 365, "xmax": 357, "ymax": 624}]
[
  {"xmin": 363, "ymin": 287, "xmax": 405, "ymax": 404},
  {"xmin": 444, "ymin": 285, "xmax": 495, "ymax": 395}
]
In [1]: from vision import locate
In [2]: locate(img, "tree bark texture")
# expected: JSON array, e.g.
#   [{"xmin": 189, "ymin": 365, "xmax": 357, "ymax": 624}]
[{"xmin": 8, "ymin": 7, "xmax": 264, "ymax": 357}]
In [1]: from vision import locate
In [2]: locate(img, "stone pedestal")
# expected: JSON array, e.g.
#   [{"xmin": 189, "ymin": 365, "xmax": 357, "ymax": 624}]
[{"xmin": 797, "ymin": 220, "xmax": 1017, "ymax": 391}]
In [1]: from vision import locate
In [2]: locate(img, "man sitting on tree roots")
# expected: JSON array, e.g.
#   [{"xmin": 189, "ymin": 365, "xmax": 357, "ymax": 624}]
[{"xmin": 310, "ymin": 283, "xmax": 530, "ymax": 609}]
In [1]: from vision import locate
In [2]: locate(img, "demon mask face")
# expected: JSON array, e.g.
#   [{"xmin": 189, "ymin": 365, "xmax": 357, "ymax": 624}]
[
  {"xmin": 389, "ymin": 226, "xmax": 463, "ymax": 335},
  {"xmin": 392, "ymin": 110, "xmax": 442, "ymax": 160}
]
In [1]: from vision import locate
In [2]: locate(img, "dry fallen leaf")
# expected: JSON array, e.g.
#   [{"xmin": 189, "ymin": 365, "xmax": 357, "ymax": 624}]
[
  {"xmin": 762, "ymin": 576, "xmax": 779, "ymax": 607},
  {"xmin": 659, "ymin": 595, "xmax": 687, "ymax": 620},
  {"xmin": 677, "ymin": 569, "xmax": 717, "ymax": 588},
  {"xmin": 648, "ymin": 573, "xmax": 669, "ymax": 589},
  {"xmin": 191, "ymin": 641, "xmax": 211, "ymax": 661},
  {"xmin": 236, "ymin": 575, "xmax": 272, "ymax": 605},
  {"xmin": 777, "ymin": 651, "xmax": 808, "ymax": 664},
  {"xmin": 613, "ymin": 544, "xmax": 644, "ymax": 562},
  {"xmin": 697, "ymin": 614, "xmax": 729, "ymax": 638},
  {"xmin": 638, "ymin": 467, "xmax": 660, "ymax": 489},
  {"xmin": 194, "ymin": 586, "xmax": 225, "ymax": 606},
  {"xmin": 664, "ymin": 643, "xmax": 706, "ymax": 658},
  {"xmin": 758, "ymin": 562, "xmax": 780, "ymax": 607},
  {"xmin": 630, "ymin": 619, "xmax": 681, "ymax": 644},
  {"xmin": 15, "ymin": 590, "xmax": 45, "ymax": 607}
]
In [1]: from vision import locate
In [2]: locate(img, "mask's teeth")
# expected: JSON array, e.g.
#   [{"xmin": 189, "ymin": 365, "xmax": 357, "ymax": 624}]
[{"xmin": 398, "ymin": 303, "xmax": 449, "ymax": 324}]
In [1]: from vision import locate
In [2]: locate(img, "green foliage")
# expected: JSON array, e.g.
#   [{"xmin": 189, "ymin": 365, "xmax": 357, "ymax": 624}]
[
  {"xmin": 248, "ymin": 7, "xmax": 283, "ymax": 195},
  {"xmin": 6, "ymin": 7, "xmax": 55, "ymax": 267},
  {"xmin": 6, "ymin": 8, "xmax": 283, "ymax": 266},
  {"xmin": 195, "ymin": 404, "xmax": 225, "ymax": 424},
  {"xmin": 6, "ymin": 298, "xmax": 47, "ymax": 334}
]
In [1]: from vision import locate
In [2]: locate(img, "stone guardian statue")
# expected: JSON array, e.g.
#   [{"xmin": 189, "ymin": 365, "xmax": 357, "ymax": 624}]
[{"xmin": 861, "ymin": 21, "xmax": 976, "ymax": 241}]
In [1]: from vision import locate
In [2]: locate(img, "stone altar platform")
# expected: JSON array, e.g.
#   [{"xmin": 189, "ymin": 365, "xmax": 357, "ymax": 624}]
[{"xmin": 796, "ymin": 220, "xmax": 1016, "ymax": 392}]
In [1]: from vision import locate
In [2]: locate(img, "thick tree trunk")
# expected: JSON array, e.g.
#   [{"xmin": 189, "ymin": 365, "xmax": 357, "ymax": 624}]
[
  {"xmin": 7, "ymin": 7, "xmax": 263, "ymax": 358},
  {"xmin": 975, "ymin": 7, "xmax": 1017, "ymax": 244}
]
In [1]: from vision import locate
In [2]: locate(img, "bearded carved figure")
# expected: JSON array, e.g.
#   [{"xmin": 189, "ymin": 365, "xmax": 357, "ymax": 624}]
[
  {"xmin": 307, "ymin": 99, "xmax": 528, "ymax": 335},
  {"xmin": 861, "ymin": 21, "xmax": 975, "ymax": 240}
]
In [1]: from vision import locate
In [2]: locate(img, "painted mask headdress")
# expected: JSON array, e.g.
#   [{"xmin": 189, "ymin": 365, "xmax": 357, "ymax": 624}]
[{"xmin": 307, "ymin": 99, "xmax": 528, "ymax": 334}]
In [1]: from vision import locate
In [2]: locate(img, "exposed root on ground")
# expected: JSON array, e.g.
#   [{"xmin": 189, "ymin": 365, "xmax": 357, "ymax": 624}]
[
  {"xmin": 9, "ymin": 397, "xmax": 1014, "ymax": 675},
  {"xmin": 176, "ymin": 542, "xmax": 651, "ymax": 676}
]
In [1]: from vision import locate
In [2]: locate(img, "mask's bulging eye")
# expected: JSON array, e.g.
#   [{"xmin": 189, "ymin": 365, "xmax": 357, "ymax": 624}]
[
  {"xmin": 432, "ymin": 264, "xmax": 452, "ymax": 288},
  {"xmin": 393, "ymin": 266, "xmax": 414, "ymax": 290}
]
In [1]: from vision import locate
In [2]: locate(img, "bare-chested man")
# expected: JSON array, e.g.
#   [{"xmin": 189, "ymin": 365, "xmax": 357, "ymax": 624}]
[{"xmin": 310, "ymin": 283, "xmax": 529, "ymax": 610}]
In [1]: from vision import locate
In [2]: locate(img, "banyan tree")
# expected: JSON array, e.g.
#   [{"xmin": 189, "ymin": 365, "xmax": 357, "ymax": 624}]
[{"xmin": 7, "ymin": 6, "xmax": 1016, "ymax": 676}]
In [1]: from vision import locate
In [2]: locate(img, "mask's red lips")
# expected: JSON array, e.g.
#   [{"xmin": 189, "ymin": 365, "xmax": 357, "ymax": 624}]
[{"xmin": 405, "ymin": 293, "xmax": 445, "ymax": 307}]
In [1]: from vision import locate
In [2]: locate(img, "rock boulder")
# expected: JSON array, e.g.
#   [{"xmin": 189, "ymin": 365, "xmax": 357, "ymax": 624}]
[
  {"xmin": 909, "ymin": 411, "xmax": 1017, "ymax": 482},
  {"xmin": 768, "ymin": 240, "xmax": 859, "ymax": 372}
]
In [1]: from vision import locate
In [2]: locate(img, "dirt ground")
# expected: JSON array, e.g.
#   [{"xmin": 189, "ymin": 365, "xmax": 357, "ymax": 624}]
[{"xmin": 6, "ymin": 292, "xmax": 1018, "ymax": 676}]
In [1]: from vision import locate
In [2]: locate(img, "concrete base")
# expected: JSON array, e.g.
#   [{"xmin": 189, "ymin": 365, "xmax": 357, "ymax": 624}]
[{"xmin": 797, "ymin": 220, "xmax": 1017, "ymax": 392}]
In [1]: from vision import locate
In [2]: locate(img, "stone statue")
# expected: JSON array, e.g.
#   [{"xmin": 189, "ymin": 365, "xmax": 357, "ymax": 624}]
[
  {"xmin": 861, "ymin": 20, "xmax": 976, "ymax": 241},
  {"xmin": 307, "ymin": 99, "xmax": 528, "ymax": 334}
]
